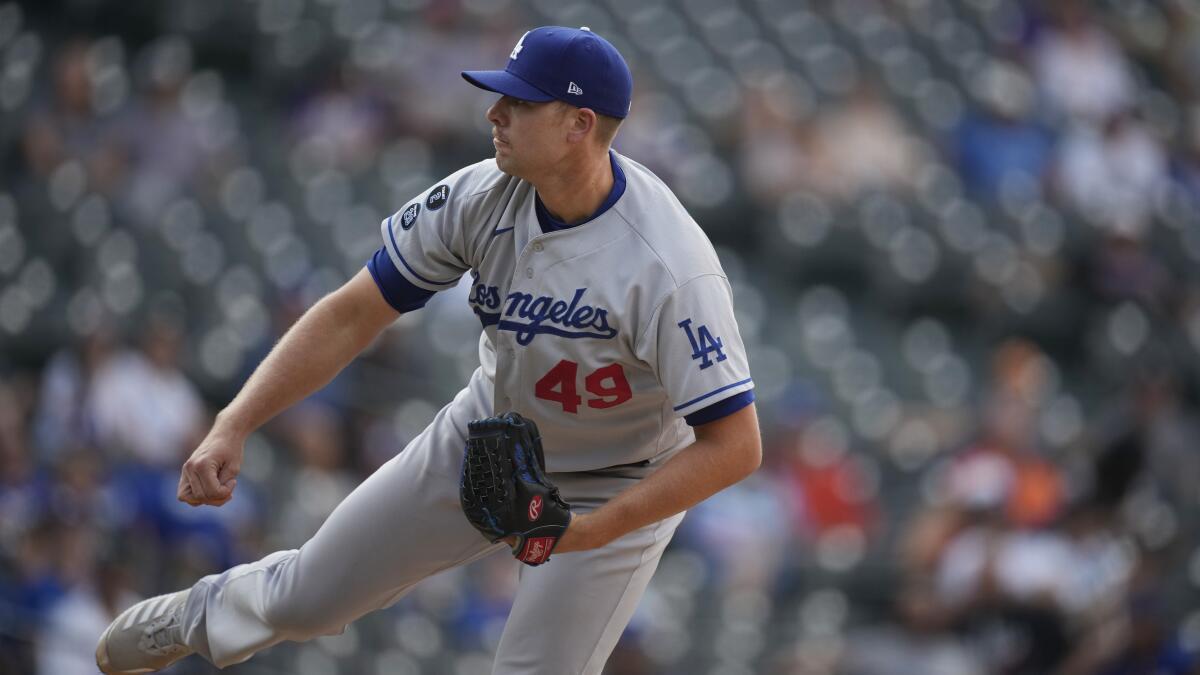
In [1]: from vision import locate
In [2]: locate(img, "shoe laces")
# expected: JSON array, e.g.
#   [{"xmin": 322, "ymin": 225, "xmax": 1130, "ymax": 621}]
[{"xmin": 138, "ymin": 608, "xmax": 186, "ymax": 656}]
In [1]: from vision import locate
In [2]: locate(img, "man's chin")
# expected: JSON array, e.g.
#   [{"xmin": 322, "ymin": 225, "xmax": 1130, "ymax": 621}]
[{"xmin": 494, "ymin": 155, "xmax": 519, "ymax": 177}]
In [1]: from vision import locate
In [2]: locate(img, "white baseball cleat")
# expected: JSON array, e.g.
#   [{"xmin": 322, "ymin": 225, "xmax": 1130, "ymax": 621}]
[{"xmin": 95, "ymin": 589, "xmax": 193, "ymax": 674}]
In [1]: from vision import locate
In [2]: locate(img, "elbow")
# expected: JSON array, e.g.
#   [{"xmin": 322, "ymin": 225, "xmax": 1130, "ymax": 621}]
[
  {"xmin": 733, "ymin": 435, "xmax": 762, "ymax": 481},
  {"xmin": 747, "ymin": 437, "xmax": 763, "ymax": 474},
  {"xmin": 695, "ymin": 403, "xmax": 762, "ymax": 483}
]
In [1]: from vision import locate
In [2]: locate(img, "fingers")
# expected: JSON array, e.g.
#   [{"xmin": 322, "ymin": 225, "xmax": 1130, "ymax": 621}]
[
  {"xmin": 182, "ymin": 468, "xmax": 207, "ymax": 506},
  {"xmin": 177, "ymin": 472, "xmax": 197, "ymax": 505},
  {"xmin": 216, "ymin": 461, "xmax": 240, "ymax": 486},
  {"xmin": 184, "ymin": 463, "xmax": 208, "ymax": 503},
  {"xmin": 194, "ymin": 459, "xmax": 225, "ymax": 501},
  {"xmin": 177, "ymin": 461, "xmax": 237, "ymax": 507},
  {"xmin": 207, "ymin": 480, "xmax": 237, "ymax": 507}
]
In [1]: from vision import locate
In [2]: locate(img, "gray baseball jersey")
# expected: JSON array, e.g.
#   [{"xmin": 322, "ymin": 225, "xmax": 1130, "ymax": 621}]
[
  {"xmin": 175, "ymin": 151, "xmax": 756, "ymax": 674},
  {"xmin": 369, "ymin": 150, "xmax": 755, "ymax": 471},
  {"xmin": 155, "ymin": 24, "xmax": 756, "ymax": 675}
]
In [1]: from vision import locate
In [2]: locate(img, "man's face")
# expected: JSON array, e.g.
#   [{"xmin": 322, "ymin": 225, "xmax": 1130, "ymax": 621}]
[{"xmin": 486, "ymin": 96, "xmax": 572, "ymax": 179}]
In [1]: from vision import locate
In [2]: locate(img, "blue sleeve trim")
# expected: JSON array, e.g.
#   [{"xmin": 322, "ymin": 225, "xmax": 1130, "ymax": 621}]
[
  {"xmin": 673, "ymin": 378, "xmax": 754, "ymax": 411},
  {"xmin": 685, "ymin": 390, "xmax": 755, "ymax": 426},
  {"xmin": 367, "ymin": 247, "xmax": 436, "ymax": 313},
  {"xmin": 385, "ymin": 215, "xmax": 460, "ymax": 288}
]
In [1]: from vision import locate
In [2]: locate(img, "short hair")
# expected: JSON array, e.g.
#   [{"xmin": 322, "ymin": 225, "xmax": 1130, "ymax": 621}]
[
  {"xmin": 595, "ymin": 113, "xmax": 623, "ymax": 147},
  {"xmin": 553, "ymin": 101, "xmax": 623, "ymax": 147}
]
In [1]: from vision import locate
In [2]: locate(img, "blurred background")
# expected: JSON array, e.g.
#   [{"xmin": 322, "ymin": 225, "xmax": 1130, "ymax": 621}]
[{"xmin": 3, "ymin": 0, "xmax": 1200, "ymax": 673}]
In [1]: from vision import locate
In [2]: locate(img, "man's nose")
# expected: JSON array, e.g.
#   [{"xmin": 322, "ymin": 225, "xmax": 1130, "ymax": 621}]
[{"xmin": 486, "ymin": 98, "xmax": 505, "ymax": 126}]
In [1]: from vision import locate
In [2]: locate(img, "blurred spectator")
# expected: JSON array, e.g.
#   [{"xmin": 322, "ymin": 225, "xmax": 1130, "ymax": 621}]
[
  {"xmin": 89, "ymin": 312, "xmax": 206, "ymax": 468},
  {"xmin": 1060, "ymin": 586, "xmax": 1197, "ymax": 675},
  {"xmin": 0, "ymin": 379, "xmax": 48, "ymax": 674},
  {"xmin": 837, "ymin": 582, "xmax": 984, "ymax": 675},
  {"xmin": 392, "ymin": 14, "xmax": 513, "ymax": 143},
  {"xmin": 1087, "ymin": 596, "xmax": 1197, "ymax": 675},
  {"xmin": 613, "ymin": 70, "xmax": 710, "ymax": 185},
  {"xmin": 289, "ymin": 66, "xmax": 391, "ymax": 176},
  {"xmin": 0, "ymin": 520, "xmax": 65, "ymax": 673},
  {"xmin": 806, "ymin": 82, "xmax": 916, "ymax": 200},
  {"xmin": 1056, "ymin": 110, "xmax": 1167, "ymax": 237},
  {"xmin": 32, "ymin": 326, "xmax": 116, "ymax": 460},
  {"xmin": 778, "ymin": 418, "xmax": 878, "ymax": 541},
  {"xmin": 738, "ymin": 85, "xmax": 811, "ymax": 202},
  {"xmin": 120, "ymin": 36, "xmax": 220, "ymax": 224},
  {"xmin": 35, "ymin": 557, "xmax": 138, "ymax": 675},
  {"xmin": 928, "ymin": 513, "xmax": 1075, "ymax": 674},
  {"xmin": 1087, "ymin": 235, "xmax": 1171, "ymax": 309},
  {"xmin": 272, "ymin": 401, "xmax": 357, "ymax": 547},
  {"xmin": 21, "ymin": 39, "xmax": 130, "ymax": 195},
  {"xmin": 953, "ymin": 61, "xmax": 1054, "ymax": 201},
  {"xmin": 676, "ymin": 470, "xmax": 790, "ymax": 591},
  {"xmin": 0, "ymin": 379, "xmax": 44, "ymax": 540},
  {"xmin": 1054, "ymin": 506, "xmax": 1135, "ymax": 617},
  {"xmin": 44, "ymin": 449, "xmax": 126, "ymax": 532},
  {"xmin": 1032, "ymin": 1, "xmax": 1135, "ymax": 123},
  {"xmin": 450, "ymin": 555, "xmax": 519, "ymax": 652},
  {"xmin": 1093, "ymin": 371, "xmax": 1200, "ymax": 515},
  {"xmin": 942, "ymin": 341, "xmax": 1065, "ymax": 530}
]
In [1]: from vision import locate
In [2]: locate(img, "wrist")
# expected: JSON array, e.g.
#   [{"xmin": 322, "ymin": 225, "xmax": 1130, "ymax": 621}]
[
  {"xmin": 557, "ymin": 512, "xmax": 607, "ymax": 553},
  {"xmin": 213, "ymin": 409, "xmax": 254, "ymax": 441}
]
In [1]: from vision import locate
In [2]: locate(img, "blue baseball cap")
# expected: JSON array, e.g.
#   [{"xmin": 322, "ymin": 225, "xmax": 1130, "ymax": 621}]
[{"xmin": 462, "ymin": 26, "xmax": 633, "ymax": 119}]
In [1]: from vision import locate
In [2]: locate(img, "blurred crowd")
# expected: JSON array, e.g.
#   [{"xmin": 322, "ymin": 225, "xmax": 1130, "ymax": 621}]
[{"xmin": 4, "ymin": 0, "xmax": 1200, "ymax": 674}]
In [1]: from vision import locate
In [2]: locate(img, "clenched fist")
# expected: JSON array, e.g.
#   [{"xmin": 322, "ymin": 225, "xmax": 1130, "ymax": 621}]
[{"xmin": 178, "ymin": 425, "xmax": 244, "ymax": 507}]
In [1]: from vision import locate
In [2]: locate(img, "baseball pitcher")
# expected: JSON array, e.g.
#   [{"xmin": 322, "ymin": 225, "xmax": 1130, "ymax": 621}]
[{"xmin": 96, "ymin": 26, "xmax": 760, "ymax": 675}]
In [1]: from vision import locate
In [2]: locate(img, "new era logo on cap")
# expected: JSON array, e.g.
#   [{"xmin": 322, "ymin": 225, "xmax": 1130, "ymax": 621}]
[{"xmin": 567, "ymin": 82, "xmax": 583, "ymax": 95}]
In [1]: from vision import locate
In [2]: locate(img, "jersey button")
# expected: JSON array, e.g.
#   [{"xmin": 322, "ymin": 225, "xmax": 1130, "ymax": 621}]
[
  {"xmin": 532, "ymin": 242, "xmax": 544, "ymax": 252},
  {"xmin": 525, "ymin": 267, "xmax": 534, "ymax": 278}
]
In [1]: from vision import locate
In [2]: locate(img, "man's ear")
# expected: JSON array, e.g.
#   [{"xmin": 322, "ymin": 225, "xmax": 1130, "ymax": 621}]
[{"xmin": 566, "ymin": 107, "xmax": 597, "ymax": 144}]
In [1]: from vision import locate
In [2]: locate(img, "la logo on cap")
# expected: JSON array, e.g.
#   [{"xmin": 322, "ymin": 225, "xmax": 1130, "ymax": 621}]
[{"xmin": 510, "ymin": 30, "xmax": 529, "ymax": 60}]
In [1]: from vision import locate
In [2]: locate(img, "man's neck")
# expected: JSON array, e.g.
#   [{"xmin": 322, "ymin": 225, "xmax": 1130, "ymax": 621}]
[{"xmin": 533, "ymin": 150, "xmax": 613, "ymax": 225}]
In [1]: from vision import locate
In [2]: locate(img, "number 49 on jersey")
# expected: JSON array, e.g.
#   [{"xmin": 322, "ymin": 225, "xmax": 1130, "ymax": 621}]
[{"xmin": 535, "ymin": 360, "xmax": 631, "ymax": 413}]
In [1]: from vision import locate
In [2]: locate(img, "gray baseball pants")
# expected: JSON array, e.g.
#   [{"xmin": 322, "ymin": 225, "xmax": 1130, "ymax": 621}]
[{"xmin": 176, "ymin": 367, "xmax": 684, "ymax": 674}]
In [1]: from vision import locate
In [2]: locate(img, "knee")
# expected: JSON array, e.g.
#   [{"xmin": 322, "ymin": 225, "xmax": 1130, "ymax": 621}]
[
  {"xmin": 262, "ymin": 590, "xmax": 348, "ymax": 639},
  {"xmin": 237, "ymin": 550, "xmax": 347, "ymax": 639}
]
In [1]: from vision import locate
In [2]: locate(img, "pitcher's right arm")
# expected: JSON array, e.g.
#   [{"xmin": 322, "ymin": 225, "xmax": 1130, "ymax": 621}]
[{"xmin": 178, "ymin": 268, "xmax": 398, "ymax": 506}]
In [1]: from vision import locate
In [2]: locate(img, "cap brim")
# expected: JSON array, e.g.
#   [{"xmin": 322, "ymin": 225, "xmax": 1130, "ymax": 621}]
[{"xmin": 461, "ymin": 70, "xmax": 556, "ymax": 103}]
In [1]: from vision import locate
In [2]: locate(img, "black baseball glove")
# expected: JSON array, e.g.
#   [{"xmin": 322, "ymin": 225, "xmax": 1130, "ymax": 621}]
[{"xmin": 460, "ymin": 412, "xmax": 572, "ymax": 565}]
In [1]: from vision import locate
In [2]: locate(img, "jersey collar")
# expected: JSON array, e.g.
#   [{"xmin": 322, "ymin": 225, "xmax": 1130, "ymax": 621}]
[{"xmin": 535, "ymin": 150, "xmax": 626, "ymax": 234}]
